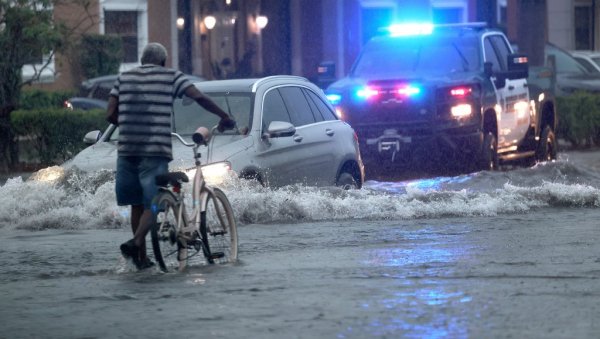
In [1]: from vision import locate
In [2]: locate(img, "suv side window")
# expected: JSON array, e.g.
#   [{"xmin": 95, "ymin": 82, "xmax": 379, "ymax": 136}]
[
  {"xmin": 484, "ymin": 37, "xmax": 504, "ymax": 72},
  {"xmin": 262, "ymin": 89, "xmax": 292, "ymax": 130},
  {"xmin": 490, "ymin": 35, "xmax": 512, "ymax": 69},
  {"xmin": 279, "ymin": 86, "xmax": 316, "ymax": 126},
  {"xmin": 304, "ymin": 89, "xmax": 338, "ymax": 121},
  {"xmin": 301, "ymin": 89, "xmax": 324, "ymax": 122}
]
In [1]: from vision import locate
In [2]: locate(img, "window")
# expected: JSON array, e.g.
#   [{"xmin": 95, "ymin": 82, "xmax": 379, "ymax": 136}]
[
  {"xmin": 22, "ymin": 54, "xmax": 55, "ymax": 83},
  {"xmin": 303, "ymin": 89, "xmax": 338, "ymax": 121},
  {"xmin": 575, "ymin": 5, "xmax": 593, "ymax": 50},
  {"xmin": 432, "ymin": 7, "xmax": 463, "ymax": 24},
  {"xmin": 100, "ymin": 0, "xmax": 148, "ymax": 72},
  {"xmin": 105, "ymin": 11, "xmax": 139, "ymax": 63},
  {"xmin": 431, "ymin": 0, "xmax": 468, "ymax": 24},
  {"xmin": 361, "ymin": 7, "xmax": 394, "ymax": 44},
  {"xmin": 484, "ymin": 37, "xmax": 504, "ymax": 72},
  {"xmin": 262, "ymin": 89, "xmax": 292, "ymax": 130},
  {"xmin": 278, "ymin": 87, "xmax": 315, "ymax": 127},
  {"xmin": 352, "ymin": 36, "xmax": 480, "ymax": 77},
  {"xmin": 490, "ymin": 35, "xmax": 512, "ymax": 68},
  {"xmin": 21, "ymin": 6, "xmax": 55, "ymax": 83},
  {"xmin": 573, "ymin": 57, "xmax": 600, "ymax": 74},
  {"xmin": 173, "ymin": 92, "xmax": 253, "ymax": 135}
]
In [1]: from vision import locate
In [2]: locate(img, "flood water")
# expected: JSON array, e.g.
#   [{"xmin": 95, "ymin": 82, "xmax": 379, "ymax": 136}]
[{"xmin": 1, "ymin": 151, "xmax": 599, "ymax": 338}]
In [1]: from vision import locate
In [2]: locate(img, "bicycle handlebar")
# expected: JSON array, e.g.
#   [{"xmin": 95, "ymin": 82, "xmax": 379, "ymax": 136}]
[
  {"xmin": 171, "ymin": 132, "xmax": 196, "ymax": 147},
  {"xmin": 172, "ymin": 122, "xmax": 238, "ymax": 148}
]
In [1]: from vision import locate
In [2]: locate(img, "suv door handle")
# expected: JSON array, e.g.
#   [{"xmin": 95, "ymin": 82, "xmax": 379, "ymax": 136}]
[
  {"xmin": 508, "ymin": 85, "xmax": 515, "ymax": 90},
  {"xmin": 293, "ymin": 135, "xmax": 303, "ymax": 142},
  {"xmin": 325, "ymin": 128, "xmax": 334, "ymax": 136}
]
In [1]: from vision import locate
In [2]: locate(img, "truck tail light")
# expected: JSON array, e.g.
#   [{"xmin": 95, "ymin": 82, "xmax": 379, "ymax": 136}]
[{"xmin": 450, "ymin": 86, "xmax": 472, "ymax": 97}]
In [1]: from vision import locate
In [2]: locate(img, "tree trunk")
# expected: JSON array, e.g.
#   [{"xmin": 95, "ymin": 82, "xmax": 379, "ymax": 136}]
[
  {"xmin": 0, "ymin": 108, "xmax": 16, "ymax": 173},
  {"xmin": 0, "ymin": 67, "xmax": 22, "ymax": 173}
]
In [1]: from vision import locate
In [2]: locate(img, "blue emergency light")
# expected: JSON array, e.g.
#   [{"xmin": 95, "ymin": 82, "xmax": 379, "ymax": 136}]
[{"xmin": 387, "ymin": 23, "xmax": 434, "ymax": 37}]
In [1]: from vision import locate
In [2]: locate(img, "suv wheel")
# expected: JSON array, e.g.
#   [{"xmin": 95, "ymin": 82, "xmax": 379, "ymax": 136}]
[
  {"xmin": 536, "ymin": 126, "xmax": 557, "ymax": 162},
  {"xmin": 336, "ymin": 171, "xmax": 358, "ymax": 190},
  {"xmin": 479, "ymin": 132, "xmax": 498, "ymax": 171}
]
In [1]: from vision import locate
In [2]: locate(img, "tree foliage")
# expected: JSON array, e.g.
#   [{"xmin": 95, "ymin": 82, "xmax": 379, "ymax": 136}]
[
  {"xmin": 0, "ymin": 0, "xmax": 94, "ymax": 172},
  {"xmin": 79, "ymin": 33, "xmax": 122, "ymax": 78}
]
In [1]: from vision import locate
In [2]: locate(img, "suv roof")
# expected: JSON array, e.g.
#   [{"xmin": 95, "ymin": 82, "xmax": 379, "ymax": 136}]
[{"xmin": 196, "ymin": 76, "xmax": 311, "ymax": 93}]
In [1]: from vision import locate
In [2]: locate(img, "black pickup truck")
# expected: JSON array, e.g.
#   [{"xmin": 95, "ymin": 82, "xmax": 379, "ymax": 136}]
[{"xmin": 325, "ymin": 23, "xmax": 557, "ymax": 178}]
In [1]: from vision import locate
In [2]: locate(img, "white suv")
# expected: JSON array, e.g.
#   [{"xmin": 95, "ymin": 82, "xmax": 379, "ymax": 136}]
[{"xmin": 64, "ymin": 76, "xmax": 365, "ymax": 188}]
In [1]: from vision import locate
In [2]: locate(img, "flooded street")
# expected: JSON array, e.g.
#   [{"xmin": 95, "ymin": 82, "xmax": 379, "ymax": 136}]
[{"xmin": 1, "ymin": 151, "xmax": 600, "ymax": 338}]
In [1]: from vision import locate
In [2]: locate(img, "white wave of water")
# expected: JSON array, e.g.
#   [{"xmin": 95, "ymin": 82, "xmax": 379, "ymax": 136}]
[{"xmin": 1, "ymin": 160, "xmax": 599, "ymax": 231}]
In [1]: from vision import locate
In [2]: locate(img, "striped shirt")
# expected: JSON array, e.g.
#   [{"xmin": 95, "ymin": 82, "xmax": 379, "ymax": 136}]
[{"xmin": 110, "ymin": 65, "xmax": 193, "ymax": 160}]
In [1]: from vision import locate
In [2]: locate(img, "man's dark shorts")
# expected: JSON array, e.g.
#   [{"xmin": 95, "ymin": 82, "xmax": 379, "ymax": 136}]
[{"xmin": 116, "ymin": 156, "xmax": 169, "ymax": 208}]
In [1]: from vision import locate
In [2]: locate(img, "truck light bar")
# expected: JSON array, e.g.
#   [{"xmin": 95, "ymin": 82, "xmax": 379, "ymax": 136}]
[{"xmin": 387, "ymin": 23, "xmax": 434, "ymax": 37}]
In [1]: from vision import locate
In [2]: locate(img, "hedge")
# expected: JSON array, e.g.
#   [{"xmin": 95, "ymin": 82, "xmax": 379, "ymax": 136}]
[
  {"xmin": 19, "ymin": 89, "xmax": 76, "ymax": 110},
  {"xmin": 555, "ymin": 91, "xmax": 600, "ymax": 148},
  {"xmin": 11, "ymin": 108, "xmax": 108, "ymax": 165}
]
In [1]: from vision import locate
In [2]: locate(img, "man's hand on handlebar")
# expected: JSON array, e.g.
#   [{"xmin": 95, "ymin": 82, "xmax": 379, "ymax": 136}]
[{"xmin": 218, "ymin": 116, "xmax": 237, "ymax": 132}]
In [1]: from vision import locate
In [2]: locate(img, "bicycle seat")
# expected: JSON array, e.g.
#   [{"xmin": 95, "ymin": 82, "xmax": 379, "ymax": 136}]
[{"xmin": 155, "ymin": 172, "xmax": 189, "ymax": 186}]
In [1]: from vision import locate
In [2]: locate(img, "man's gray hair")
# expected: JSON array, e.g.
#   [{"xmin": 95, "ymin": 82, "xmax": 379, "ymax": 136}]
[{"xmin": 141, "ymin": 43, "xmax": 168, "ymax": 65}]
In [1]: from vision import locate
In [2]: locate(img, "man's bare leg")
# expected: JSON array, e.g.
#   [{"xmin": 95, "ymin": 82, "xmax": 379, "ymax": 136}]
[
  {"xmin": 133, "ymin": 208, "xmax": 154, "ymax": 256},
  {"xmin": 130, "ymin": 205, "xmax": 148, "ymax": 261}
]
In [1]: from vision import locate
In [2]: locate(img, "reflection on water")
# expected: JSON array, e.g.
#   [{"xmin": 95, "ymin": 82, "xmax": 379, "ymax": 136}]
[{"xmin": 350, "ymin": 227, "xmax": 473, "ymax": 338}]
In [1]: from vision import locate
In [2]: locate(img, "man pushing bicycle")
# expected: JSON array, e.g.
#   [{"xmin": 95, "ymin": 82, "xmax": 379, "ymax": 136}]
[{"xmin": 106, "ymin": 42, "xmax": 235, "ymax": 269}]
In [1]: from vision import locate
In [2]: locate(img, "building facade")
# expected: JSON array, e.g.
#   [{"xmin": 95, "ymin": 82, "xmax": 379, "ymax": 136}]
[{"xmin": 25, "ymin": 0, "xmax": 600, "ymax": 91}]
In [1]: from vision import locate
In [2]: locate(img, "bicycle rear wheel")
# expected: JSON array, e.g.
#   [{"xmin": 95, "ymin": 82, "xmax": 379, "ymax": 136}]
[
  {"xmin": 201, "ymin": 187, "xmax": 238, "ymax": 264},
  {"xmin": 151, "ymin": 191, "xmax": 186, "ymax": 272}
]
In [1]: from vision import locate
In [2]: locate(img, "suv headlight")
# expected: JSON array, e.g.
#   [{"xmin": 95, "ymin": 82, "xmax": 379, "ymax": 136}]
[{"xmin": 201, "ymin": 161, "xmax": 232, "ymax": 185}]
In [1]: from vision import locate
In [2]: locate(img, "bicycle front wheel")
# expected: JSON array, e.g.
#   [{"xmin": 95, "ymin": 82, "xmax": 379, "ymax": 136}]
[
  {"xmin": 151, "ymin": 191, "xmax": 186, "ymax": 272},
  {"xmin": 201, "ymin": 187, "xmax": 238, "ymax": 264}
]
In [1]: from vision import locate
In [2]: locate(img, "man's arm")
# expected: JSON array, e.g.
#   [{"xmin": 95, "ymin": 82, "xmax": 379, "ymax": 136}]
[
  {"xmin": 184, "ymin": 85, "xmax": 230, "ymax": 119},
  {"xmin": 106, "ymin": 95, "xmax": 119, "ymax": 125}
]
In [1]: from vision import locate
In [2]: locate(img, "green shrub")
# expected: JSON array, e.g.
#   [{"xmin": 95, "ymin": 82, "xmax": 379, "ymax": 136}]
[
  {"xmin": 79, "ymin": 34, "xmax": 123, "ymax": 79},
  {"xmin": 19, "ymin": 89, "xmax": 76, "ymax": 110},
  {"xmin": 11, "ymin": 108, "xmax": 108, "ymax": 165},
  {"xmin": 556, "ymin": 91, "xmax": 600, "ymax": 147}
]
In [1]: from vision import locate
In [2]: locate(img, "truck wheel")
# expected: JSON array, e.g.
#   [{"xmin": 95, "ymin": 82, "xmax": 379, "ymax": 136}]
[
  {"xmin": 536, "ymin": 126, "xmax": 557, "ymax": 162},
  {"xmin": 479, "ymin": 132, "xmax": 498, "ymax": 171}
]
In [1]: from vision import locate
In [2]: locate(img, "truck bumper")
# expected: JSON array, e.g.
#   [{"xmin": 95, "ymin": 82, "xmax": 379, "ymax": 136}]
[{"xmin": 356, "ymin": 123, "xmax": 484, "ymax": 163}]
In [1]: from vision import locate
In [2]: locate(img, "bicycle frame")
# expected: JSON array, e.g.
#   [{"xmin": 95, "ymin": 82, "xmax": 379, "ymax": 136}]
[
  {"xmin": 152, "ymin": 126, "xmax": 237, "ymax": 271},
  {"xmin": 171, "ymin": 132, "xmax": 227, "ymax": 247}
]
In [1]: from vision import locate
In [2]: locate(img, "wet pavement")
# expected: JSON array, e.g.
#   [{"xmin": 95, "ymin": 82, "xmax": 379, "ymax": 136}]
[
  {"xmin": 1, "ymin": 149, "xmax": 600, "ymax": 338},
  {"xmin": 1, "ymin": 207, "xmax": 599, "ymax": 338}
]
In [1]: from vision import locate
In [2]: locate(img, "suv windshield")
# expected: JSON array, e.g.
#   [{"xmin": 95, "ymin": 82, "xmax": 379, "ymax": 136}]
[
  {"xmin": 173, "ymin": 92, "xmax": 253, "ymax": 135},
  {"xmin": 351, "ymin": 36, "xmax": 481, "ymax": 78},
  {"xmin": 108, "ymin": 92, "xmax": 253, "ymax": 141}
]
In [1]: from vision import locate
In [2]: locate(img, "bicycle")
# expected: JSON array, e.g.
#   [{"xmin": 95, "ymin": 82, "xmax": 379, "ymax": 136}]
[{"xmin": 150, "ymin": 126, "xmax": 238, "ymax": 272}]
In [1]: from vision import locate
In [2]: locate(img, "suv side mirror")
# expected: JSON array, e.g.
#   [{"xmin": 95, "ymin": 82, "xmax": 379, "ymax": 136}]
[
  {"xmin": 83, "ymin": 130, "xmax": 102, "ymax": 145},
  {"xmin": 263, "ymin": 121, "xmax": 296, "ymax": 139},
  {"xmin": 506, "ymin": 53, "xmax": 529, "ymax": 80}
]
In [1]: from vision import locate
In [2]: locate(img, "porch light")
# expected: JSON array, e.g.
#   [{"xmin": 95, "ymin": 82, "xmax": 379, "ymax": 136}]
[
  {"xmin": 256, "ymin": 15, "xmax": 268, "ymax": 29},
  {"xmin": 204, "ymin": 15, "xmax": 216, "ymax": 30},
  {"xmin": 176, "ymin": 17, "xmax": 185, "ymax": 30}
]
